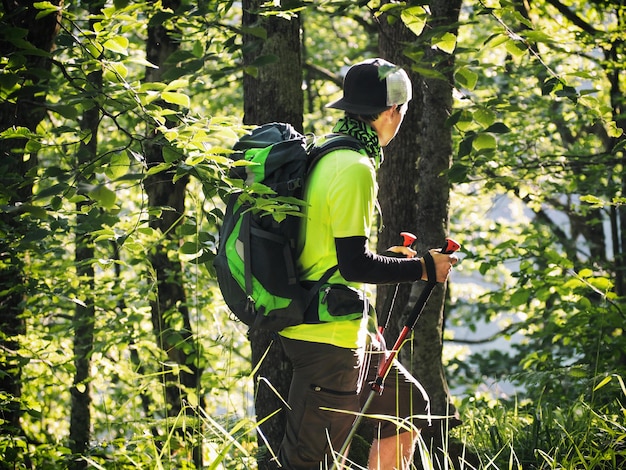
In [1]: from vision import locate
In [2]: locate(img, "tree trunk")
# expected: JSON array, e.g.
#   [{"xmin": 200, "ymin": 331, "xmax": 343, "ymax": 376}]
[
  {"xmin": 241, "ymin": 1, "xmax": 302, "ymax": 467},
  {"xmin": 67, "ymin": 2, "xmax": 105, "ymax": 466},
  {"xmin": 378, "ymin": 1, "xmax": 468, "ymax": 468},
  {"xmin": 0, "ymin": 1, "xmax": 61, "ymax": 467},
  {"xmin": 69, "ymin": 84, "xmax": 99, "ymax": 469},
  {"xmin": 143, "ymin": 0, "xmax": 203, "ymax": 466},
  {"xmin": 376, "ymin": 4, "xmax": 422, "ymax": 346},
  {"xmin": 242, "ymin": 1, "xmax": 303, "ymax": 131}
]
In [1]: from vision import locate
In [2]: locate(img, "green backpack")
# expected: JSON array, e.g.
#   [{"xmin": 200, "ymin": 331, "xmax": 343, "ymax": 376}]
[{"xmin": 214, "ymin": 122, "xmax": 363, "ymax": 331}]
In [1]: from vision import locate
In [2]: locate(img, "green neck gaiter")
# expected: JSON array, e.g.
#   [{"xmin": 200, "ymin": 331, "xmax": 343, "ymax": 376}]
[{"xmin": 332, "ymin": 116, "xmax": 383, "ymax": 169}]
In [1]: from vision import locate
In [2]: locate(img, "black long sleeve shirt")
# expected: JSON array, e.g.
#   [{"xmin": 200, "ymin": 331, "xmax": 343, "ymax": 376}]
[{"xmin": 335, "ymin": 236, "xmax": 423, "ymax": 284}]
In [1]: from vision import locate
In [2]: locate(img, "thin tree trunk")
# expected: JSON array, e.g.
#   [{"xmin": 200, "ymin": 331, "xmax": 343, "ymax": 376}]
[
  {"xmin": 241, "ymin": 1, "xmax": 302, "ymax": 467},
  {"xmin": 143, "ymin": 0, "xmax": 203, "ymax": 466},
  {"xmin": 70, "ymin": 190, "xmax": 97, "ymax": 469},
  {"xmin": 67, "ymin": 2, "xmax": 105, "ymax": 465}
]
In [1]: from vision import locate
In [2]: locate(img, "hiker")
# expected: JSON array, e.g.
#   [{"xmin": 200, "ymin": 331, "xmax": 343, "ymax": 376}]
[{"xmin": 276, "ymin": 58, "xmax": 458, "ymax": 469}]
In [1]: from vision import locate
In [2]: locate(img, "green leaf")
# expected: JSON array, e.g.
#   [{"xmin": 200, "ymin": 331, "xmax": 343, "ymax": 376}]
[
  {"xmin": 20, "ymin": 204, "xmax": 48, "ymax": 219},
  {"xmin": 510, "ymin": 289, "xmax": 530, "ymax": 306},
  {"xmin": 473, "ymin": 108, "xmax": 495, "ymax": 127},
  {"xmin": 89, "ymin": 185, "xmax": 117, "ymax": 209},
  {"xmin": 377, "ymin": 2, "xmax": 402, "ymax": 14},
  {"xmin": 23, "ymin": 227, "xmax": 50, "ymax": 242},
  {"xmin": 473, "ymin": 133, "xmax": 497, "ymax": 151},
  {"xmin": 606, "ymin": 120, "xmax": 624, "ymax": 138},
  {"xmin": 161, "ymin": 91, "xmax": 190, "ymax": 108},
  {"xmin": 433, "ymin": 32, "xmax": 457, "ymax": 54},
  {"xmin": 33, "ymin": 1, "xmax": 62, "ymax": 19},
  {"xmin": 458, "ymin": 135, "xmax": 475, "ymax": 158},
  {"xmin": 542, "ymin": 77, "xmax": 560, "ymax": 96},
  {"xmin": 92, "ymin": 227, "xmax": 116, "ymax": 243},
  {"xmin": 484, "ymin": 122, "xmax": 511, "ymax": 134},
  {"xmin": 103, "ymin": 36, "xmax": 129, "ymax": 55},
  {"xmin": 108, "ymin": 61, "xmax": 128, "ymax": 79},
  {"xmin": 241, "ymin": 26, "xmax": 267, "ymax": 40},
  {"xmin": 162, "ymin": 145, "xmax": 181, "ymax": 163},
  {"xmin": 484, "ymin": 33, "xmax": 510, "ymax": 48},
  {"xmin": 580, "ymin": 195, "xmax": 605, "ymax": 207},
  {"xmin": 455, "ymin": 67, "xmax": 478, "ymax": 91},
  {"xmin": 35, "ymin": 183, "xmax": 69, "ymax": 199},
  {"xmin": 25, "ymin": 138, "xmax": 41, "ymax": 153},
  {"xmin": 106, "ymin": 151, "xmax": 130, "ymax": 180},
  {"xmin": 146, "ymin": 162, "xmax": 172, "ymax": 175},
  {"xmin": 128, "ymin": 56, "xmax": 159, "ymax": 69},
  {"xmin": 401, "ymin": 6, "xmax": 428, "ymax": 37},
  {"xmin": 179, "ymin": 241, "xmax": 201, "ymax": 255},
  {"xmin": 48, "ymin": 103, "xmax": 79, "ymax": 120},
  {"xmin": 454, "ymin": 110, "xmax": 475, "ymax": 132},
  {"xmin": 411, "ymin": 66, "xmax": 447, "ymax": 80},
  {"xmin": 448, "ymin": 162, "xmax": 469, "ymax": 183},
  {"xmin": 164, "ymin": 79, "xmax": 189, "ymax": 91},
  {"xmin": 0, "ymin": 126, "xmax": 35, "ymax": 139},
  {"xmin": 505, "ymin": 38, "xmax": 527, "ymax": 58},
  {"xmin": 523, "ymin": 30, "xmax": 554, "ymax": 44},
  {"xmin": 555, "ymin": 84, "xmax": 578, "ymax": 103},
  {"xmin": 243, "ymin": 66, "xmax": 259, "ymax": 78},
  {"xmin": 593, "ymin": 375, "xmax": 612, "ymax": 392}
]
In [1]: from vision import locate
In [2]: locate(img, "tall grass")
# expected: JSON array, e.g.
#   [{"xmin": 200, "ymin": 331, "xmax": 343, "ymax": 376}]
[
  {"xmin": 71, "ymin": 375, "xmax": 623, "ymax": 469},
  {"xmin": 452, "ymin": 375, "xmax": 626, "ymax": 469}
]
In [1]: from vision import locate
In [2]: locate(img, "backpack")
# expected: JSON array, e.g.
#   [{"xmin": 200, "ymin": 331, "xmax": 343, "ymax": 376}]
[{"xmin": 213, "ymin": 122, "xmax": 364, "ymax": 332}]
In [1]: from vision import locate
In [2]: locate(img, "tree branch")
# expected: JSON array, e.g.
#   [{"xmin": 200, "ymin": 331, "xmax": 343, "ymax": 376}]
[
  {"xmin": 448, "ymin": 323, "xmax": 519, "ymax": 345},
  {"xmin": 543, "ymin": 0, "xmax": 599, "ymax": 35},
  {"xmin": 303, "ymin": 61, "xmax": 343, "ymax": 86}
]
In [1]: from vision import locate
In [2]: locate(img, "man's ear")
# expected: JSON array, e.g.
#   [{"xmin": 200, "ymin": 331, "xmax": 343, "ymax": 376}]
[{"xmin": 381, "ymin": 105, "xmax": 397, "ymax": 121}]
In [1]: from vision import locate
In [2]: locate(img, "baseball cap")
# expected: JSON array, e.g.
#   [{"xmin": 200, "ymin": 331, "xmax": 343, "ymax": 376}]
[{"xmin": 326, "ymin": 58, "xmax": 412, "ymax": 115}]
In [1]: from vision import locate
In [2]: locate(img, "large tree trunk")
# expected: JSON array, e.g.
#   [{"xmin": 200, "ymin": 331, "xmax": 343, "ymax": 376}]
[
  {"xmin": 378, "ymin": 1, "xmax": 467, "ymax": 468},
  {"xmin": 411, "ymin": 1, "xmax": 460, "ymax": 458},
  {"xmin": 241, "ymin": 1, "xmax": 302, "ymax": 468},
  {"xmin": 0, "ymin": 1, "xmax": 61, "ymax": 466},
  {"xmin": 143, "ymin": 0, "xmax": 203, "ymax": 466},
  {"xmin": 242, "ymin": 1, "xmax": 303, "ymax": 131}
]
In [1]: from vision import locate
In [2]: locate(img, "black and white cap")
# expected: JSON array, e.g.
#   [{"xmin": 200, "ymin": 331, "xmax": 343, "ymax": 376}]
[{"xmin": 326, "ymin": 58, "xmax": 412, "ymax": 115}]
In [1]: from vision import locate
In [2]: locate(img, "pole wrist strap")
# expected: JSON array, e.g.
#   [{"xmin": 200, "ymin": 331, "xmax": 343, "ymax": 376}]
[{"xmin": 423, "ymin": 251, "xmax": 437, "ymax": 284}]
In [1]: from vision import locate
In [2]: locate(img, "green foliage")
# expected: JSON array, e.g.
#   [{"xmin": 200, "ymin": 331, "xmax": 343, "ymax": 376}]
[
  {"xmin": 1, "ymin": 0, "xmax": 252, "ymax": 467},
  {"xmin": 454, "ymin": 375, "xmax": 626, "ymax": 469},
  {"xmin": 446, "ymin": 0, "xmax": 626, "ymax": 401}
]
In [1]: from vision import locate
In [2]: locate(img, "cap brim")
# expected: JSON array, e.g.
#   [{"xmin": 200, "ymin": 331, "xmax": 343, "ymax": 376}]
[{"xmin": 326, "ymin": 97, "xmax": 388, "ymax": 115}]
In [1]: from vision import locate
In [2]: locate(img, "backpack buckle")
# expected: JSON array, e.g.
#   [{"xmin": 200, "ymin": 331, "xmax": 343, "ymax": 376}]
[{"xmin": 287, "ymin": 178, "xmax": 302, "ymax": 191}]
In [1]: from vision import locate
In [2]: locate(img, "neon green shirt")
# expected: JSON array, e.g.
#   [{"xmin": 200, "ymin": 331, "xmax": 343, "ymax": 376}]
[{"xmin": 279, "ymin": 142, "xmax": 378, "ymax": 349}]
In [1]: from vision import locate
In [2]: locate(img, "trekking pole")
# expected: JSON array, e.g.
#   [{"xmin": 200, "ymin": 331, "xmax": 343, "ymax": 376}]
[
  {"xmin": 378, "ymin": 231, "xmax": 417, "ymax": 337},
  {"xmin": 333, "ymin": 238, "xmax": 460, "ymax": 468}
]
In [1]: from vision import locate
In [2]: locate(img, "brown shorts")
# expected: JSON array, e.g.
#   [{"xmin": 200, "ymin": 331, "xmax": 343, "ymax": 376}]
[{"xmin": 277, "ymin": 337, "xmax": 428, "ymax": 470}]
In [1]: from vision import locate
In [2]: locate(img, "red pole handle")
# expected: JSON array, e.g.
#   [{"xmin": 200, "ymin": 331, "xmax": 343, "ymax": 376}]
[
  {"xmin": 373, "ymin": 237, "xmax": 461, "ymax": 393},
  {"xmin": 378, "ymin": 231, "xmax": 418, "ymax": 336},
  {"xmin": 400, "ymin": 231, "xmax": 417, "ymax": 247},
  {"xmin": 441, "ymin": 238, "xmax": 460, "ymax": 254}
]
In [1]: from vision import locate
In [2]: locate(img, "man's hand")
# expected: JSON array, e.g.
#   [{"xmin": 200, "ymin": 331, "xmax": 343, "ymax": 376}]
[
  {"xmin": 420, "ymin": 249, "xmax": 458, "ymax": 283},
  {"xmin": 386, "ymin": 245, "xmax": 417, "ymax": 258}
]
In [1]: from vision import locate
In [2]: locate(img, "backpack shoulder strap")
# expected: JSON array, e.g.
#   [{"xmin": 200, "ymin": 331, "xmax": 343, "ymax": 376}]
[{"xmin": 307, "ymin": 134, "xmax": 365, "ymax": 173}]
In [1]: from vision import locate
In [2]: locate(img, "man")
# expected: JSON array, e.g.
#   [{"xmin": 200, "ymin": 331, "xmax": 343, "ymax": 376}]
[{"xmin": 276, "ymin": 58, "xmax": 457, "ymax": 469}]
